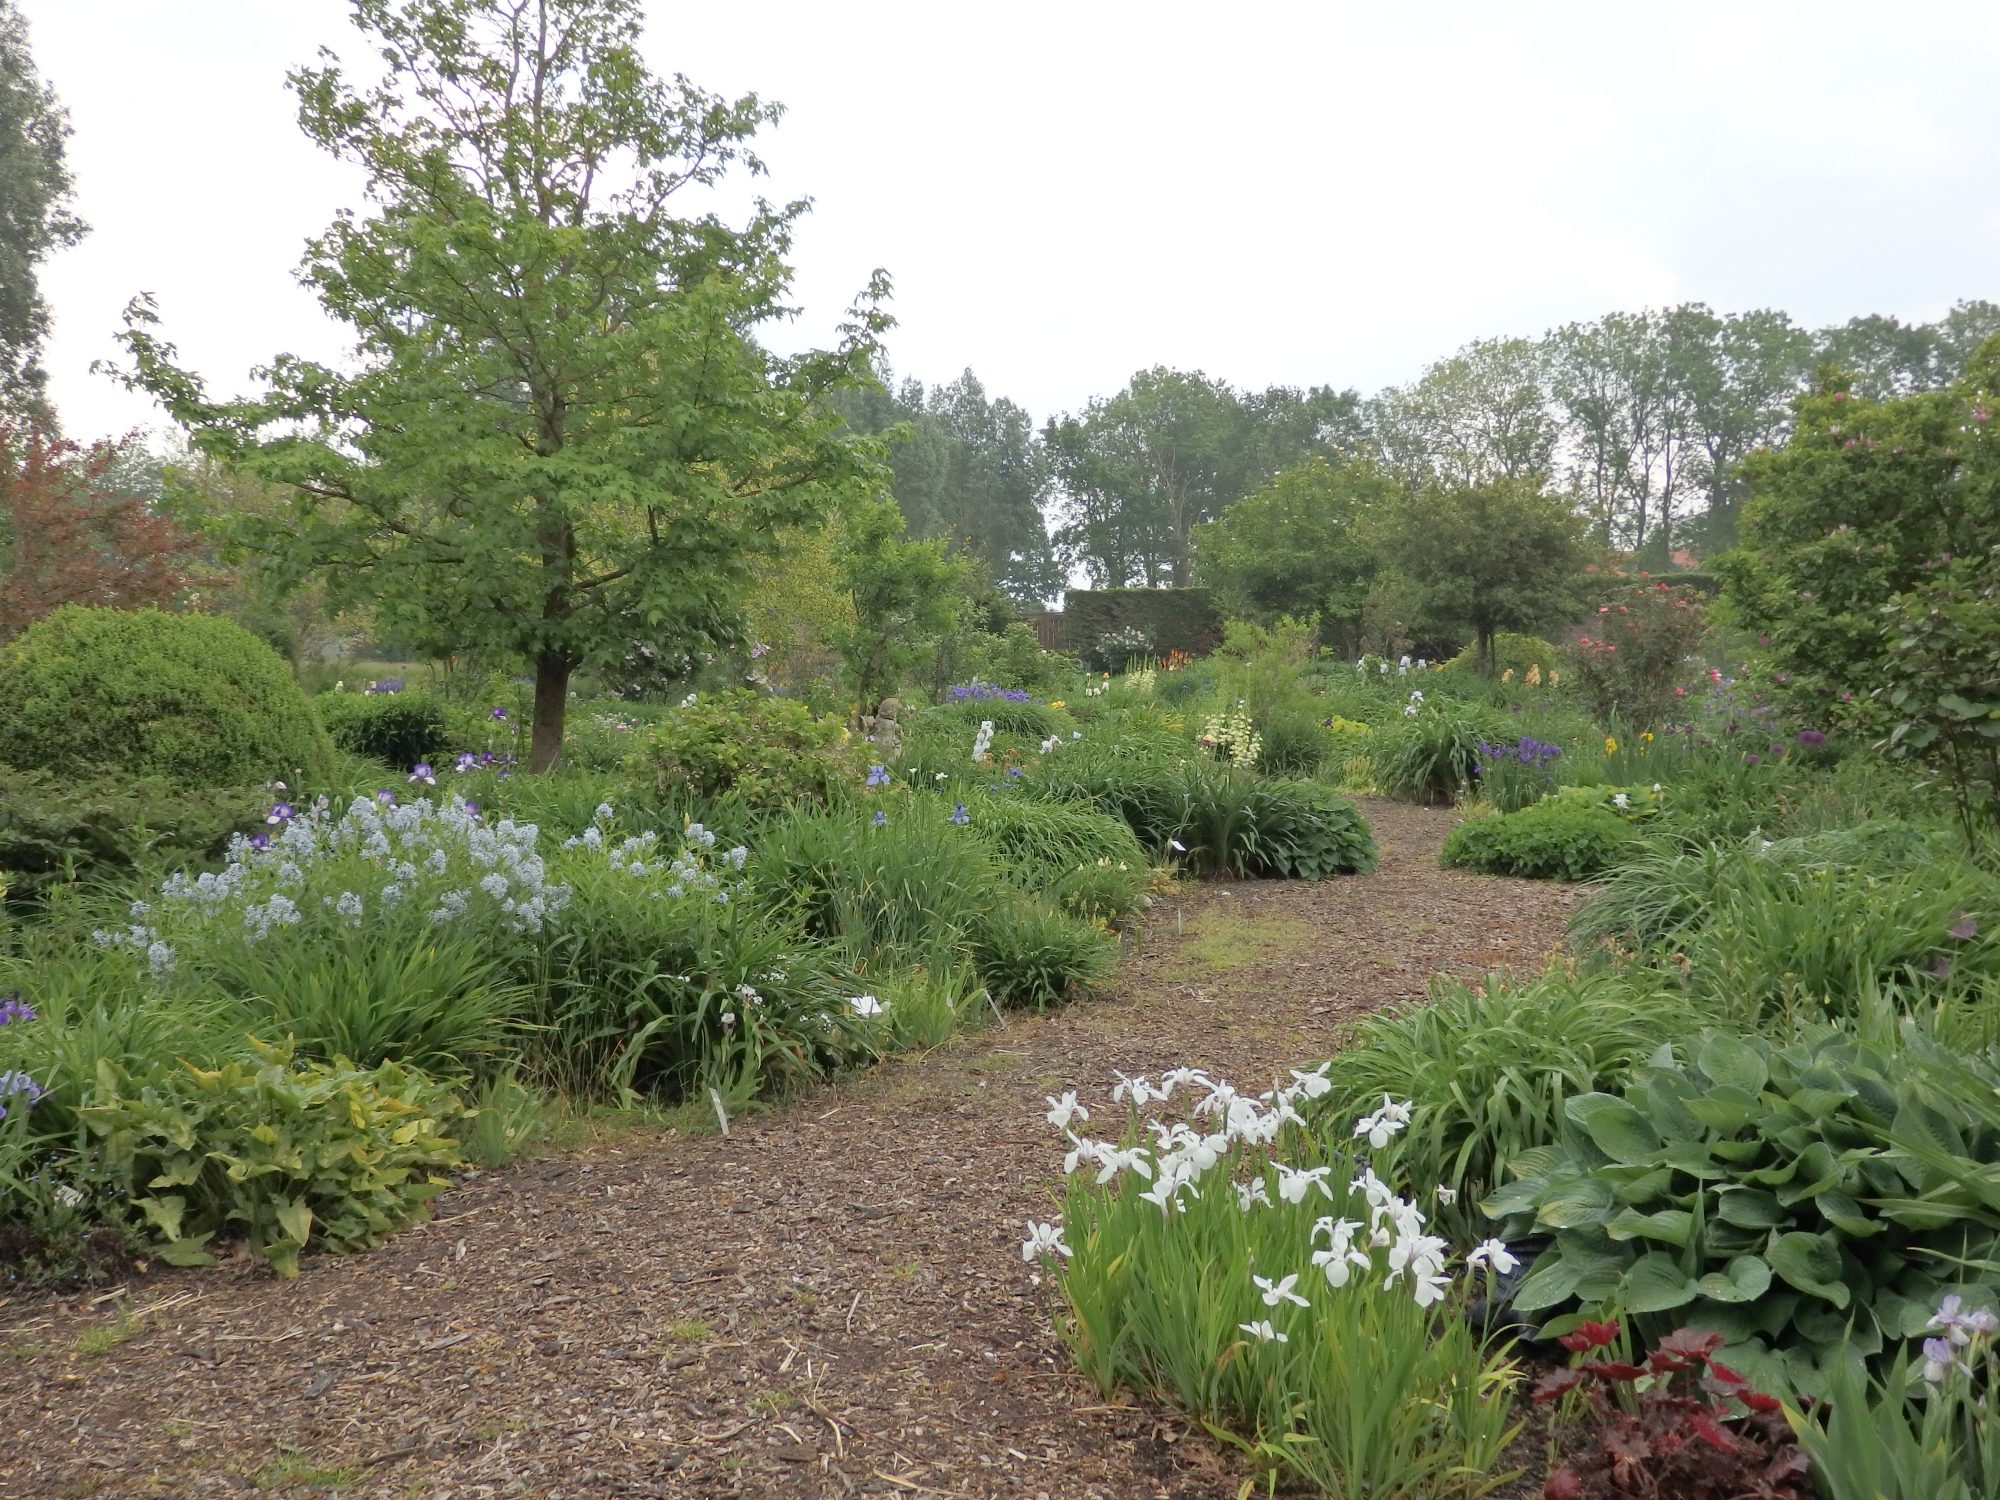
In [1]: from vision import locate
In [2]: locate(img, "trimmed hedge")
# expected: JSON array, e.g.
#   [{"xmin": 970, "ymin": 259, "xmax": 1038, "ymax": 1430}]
[
  {"xmin": 1064, "ymin": 588, "xmax": 1223, "ymax": 670},
  {"xmin": 314, "ymin": 689, "xmax": 453, "ymax": 772},
  {"xmin": 0, "ymin": 606, "xmax": 331, "ymax": 787}
]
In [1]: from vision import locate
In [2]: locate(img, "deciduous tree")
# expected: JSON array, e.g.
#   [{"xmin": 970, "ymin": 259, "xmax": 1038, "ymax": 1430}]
[
  {"xmin": 0, "ymin": 2, "xmax": 86, "ymax": 421},
  {"xmin": 114, "ymin": 0, "xmax": 889, "ymax": 770}
]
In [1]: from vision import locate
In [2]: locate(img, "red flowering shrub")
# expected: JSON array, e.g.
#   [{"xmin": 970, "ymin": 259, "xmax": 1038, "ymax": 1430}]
[
  {"xmin": 1536, "ymin": 1326, "xmax": 1809, "ymax": 1500},
  {"xmin": 1566, "ymin": 580, "xmax": 1708, "ymax": 730}
]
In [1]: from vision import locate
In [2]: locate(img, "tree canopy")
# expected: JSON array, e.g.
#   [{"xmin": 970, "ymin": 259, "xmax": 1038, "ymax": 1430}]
[
  {"xmin": 0, "ymin": 1, "xmax": 85, "ymax": 422},
  {"xmin": 115, "ymin": 0, "xmax": 891, "ymax": 770}
]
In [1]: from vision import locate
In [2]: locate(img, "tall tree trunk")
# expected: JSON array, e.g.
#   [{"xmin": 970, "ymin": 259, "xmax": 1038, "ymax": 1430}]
[{"xmin": 529, "ymin": 650, "xmax": 570, "ymax": 773}]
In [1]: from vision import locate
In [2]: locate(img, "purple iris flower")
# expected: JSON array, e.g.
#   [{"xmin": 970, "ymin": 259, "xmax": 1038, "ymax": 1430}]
[
  {"xmin": 872, "ymin": 810, "xmax": 887, "ymax": 828},
  {"xmin": 375, "ymin": 789, "xmax": 397, "ymax": 805},
  {"xmin": 949, "ymin": 803, "xmax": 970, "ymax": 826},
  {"xmin": 249, "ymin": 832, "xmax": 271, "ymax": 852},
  {"xmin": 0, "ymin": 995, "xmax": 35, "ymax": 1027},
  {"xmin": 266, "ymin": 802, "xmax": 294, "ymax": 825},
  {"xmin": 865, "ymin": 765, "xmax": 891, "ymax": 788},
  {"xmin": 409, "ymin": 762, "xmax": 436, "ymax": 785},
  {"xmin": 490, "ymin": 707, "xmax": 508, "ymax": 720}
]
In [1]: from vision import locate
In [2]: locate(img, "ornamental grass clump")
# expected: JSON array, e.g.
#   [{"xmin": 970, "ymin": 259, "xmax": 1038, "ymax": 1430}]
[{"xmin": 1040, "ymin": 1070, "xmax": 1522, "ymax": 1499}]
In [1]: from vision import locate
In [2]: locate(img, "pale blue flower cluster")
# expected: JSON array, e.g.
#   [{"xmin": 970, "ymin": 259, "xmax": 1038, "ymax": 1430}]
[{"xmin": 559, "ymin": 809, "xmax": 747, "ymax": 904}]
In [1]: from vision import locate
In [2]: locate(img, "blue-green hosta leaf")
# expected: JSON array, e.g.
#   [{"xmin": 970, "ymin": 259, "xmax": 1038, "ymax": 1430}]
[
  {"xmin": 1766, "ymin": 1231, "xmax": 1850, "ymax": 1307},
  {"xmin": 1606, "ymin": 1207, "xmax": 1694, "ymax": 1246},
  {"xmin": 1622, "ymin": 1253, "xmax": 1698, "ymax": 1314},
  {"xmin": 1536, "ymin": 1176, "xmax": 1618, "ymax": 1230},
  {"xmin": 1510, "ymin": 1250, "xmax": 1586, "ymax": 1312},
  {"xmin": 1715, "ymin": 1187, "xmax": 1785, "ymax": 1228},
  {"xmin": 1698, "ymin": 1033, "xmax": 1768, "ymax": 1095},
  {"xmin": 1683, "ymin": 1085, "xmax": 1761, "ymax": 1134},
  {"xmin": 1814, "ymin": 1192, "xmax": 1881, "ymax": 1237},
  {"xmin": 1694, "ymin": 1254, "xmax": 1772, "ymax": 1304},
  {"xmin": 1568, "ymin": 1093, "xmax": 1665, "ymax": 1163}
]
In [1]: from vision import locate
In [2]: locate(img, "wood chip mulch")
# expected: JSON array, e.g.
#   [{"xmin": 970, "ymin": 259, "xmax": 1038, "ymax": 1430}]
[{"xmin": 1, "ymin": 799, "xmax": 1587, "ymax": 1499}]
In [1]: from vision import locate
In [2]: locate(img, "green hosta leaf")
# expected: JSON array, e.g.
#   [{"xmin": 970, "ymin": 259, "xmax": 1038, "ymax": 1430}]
[
  {"xmin": 1698, "ymin": 1033, "xmax": 1768, "ymax": 1095},
  {"xmin": 1511, "ymin": 1249, "xmax": 1587, "ymax": 1313},
  {"xmin": 1536, "ymin": 1176, "xmax": 1617, "ymax": 1230},
  {"xmin": 1567, "ymin": 1093, "xmax": 1663, "ymax": 1163},
  {"xmin": 1715, "ymin": 1188, "xmax": 1785, "ymax": 1228},
  {"xmin": 1683, "ymin": 1086, "xmax": 1762, "ymax": 1134},
  {"xmin": 1694, "ymin": 1254, "xmax": 1772, "ymax": 1304},
  {"xmin": 1606, "ymin": 1207, "xmax": 1694, "ymax": 1246},
  {"xmin": 1661, "ymin": 1143, "xmax": 1732, "ymax": 1178},
  {"xmin": 1767, "ymin": 1231, "xmax": 1850, "ymax": 1307},
  {"xmin": 1623, "ymin": 1253, "xmax": 1698, "ymax": 1314},
  {"xmin": 1814, "ymin": 1192, "xmax": 1881, "ymax": 1237}
]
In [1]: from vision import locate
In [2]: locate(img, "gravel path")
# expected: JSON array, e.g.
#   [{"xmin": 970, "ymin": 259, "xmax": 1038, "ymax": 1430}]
[{"xmin": 1, "ymin": 800, "xmax": 1587, "ymax": 1499}]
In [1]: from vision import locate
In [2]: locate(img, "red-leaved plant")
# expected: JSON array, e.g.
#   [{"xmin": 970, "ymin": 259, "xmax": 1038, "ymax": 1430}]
[{"xmin": 1536, "ymin": 1324, "xmax": 1809, "ymax": 1500}]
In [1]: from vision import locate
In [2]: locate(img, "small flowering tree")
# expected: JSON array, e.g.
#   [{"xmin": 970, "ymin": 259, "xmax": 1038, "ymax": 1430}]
[{"xmin": 1566, "ymin": 578, "xmax": 1709, "ymax": 730}]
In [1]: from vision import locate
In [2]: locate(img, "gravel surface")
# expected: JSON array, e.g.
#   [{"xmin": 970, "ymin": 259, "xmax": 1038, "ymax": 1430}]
[{"xmin": 1, "ymin": 799, "xmax": 1587, "ymax": 1499}]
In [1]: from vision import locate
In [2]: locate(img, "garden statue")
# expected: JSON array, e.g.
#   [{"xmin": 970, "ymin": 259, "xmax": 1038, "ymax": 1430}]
[{"xmin": 862, "ymin": 697, "xmax": 904, "ymax": 762}]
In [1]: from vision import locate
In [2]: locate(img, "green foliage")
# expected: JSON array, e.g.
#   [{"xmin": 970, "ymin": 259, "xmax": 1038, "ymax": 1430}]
[
  {"xmin": 632, "ymin": 690, "xmax": 856, "ymax": 811},
  {"xmin": 1569, "ymin": 829, "xmax": 1999, "ymax": 1027},
  {"xmin": 1374, "ymin": 704, "xmax": 1512, "ymax": 804},
  {"xmin": 1568, "ymin": 579, "xmax": 1710, "ymax": 730},
  {"xmin": 1789, "ymin": 1336, "xmax": 2000, "ymax": 1500},
  {"xmin": 312, "ymin": 687, "xmax": 451, "ymax": 771},
  {"xmin": 1316, "ymin": 968, "xmax": 1703, "ymax": 1240},
  {"xmin": 967, "ymin": 896, "xmax": 1116, "ymax": 1011},
  {"xmin": 1876, "ymin": 546, "xmax": 2000, "ymax": 854},
  {"xmin": 959, "ymin": 793, "xmax": 1149, "ymax": 920},
  {"xmin": 1376, "ymin": 478, "xmax": 1593, "ymax": 676},
  {"xmin": 83, "ymin": 1041, "xmax": 462, "ymax": 1278},
  {"xmin": 1195, "ymin": 457, "xmax": 1392, "ymax": 653},
  {"xmin": 836, "ymin": 492, "xmax": 971, "ymax": 711},
  {"xmin": 115, "ymin": 0, "xmax": 891, "ymax": 771},
  {"xmin": 1218, "ymin": 777, "xmax": 1378, "ymax": 881},
  {"xmin": 748, "ymin": 797, "xmax": 994, "ymax": 969},
  {"xmin": 1486, "ymin": 1029, "xmax": 2000, "ymax": 1397},
  {"xmin": 1065, "ymin": 587, "xmax": 1223, "ymax": 671},
  {"xmin": 1444, "ymin": 631, "xmax": 1562, "ymax": 682},
  {"xmin": 949, "ymin": 621, "xmax": 1069, "ymax": 694},
  {"xmin": 924, "ymin": 697, "xmax": 1072, "ymax": 741},
  {"xmin": 0, "ymin": 768, "xmax": 265, "ymax": 907},
  {"xmin": 0, "ymin": 605, "xmax": 331, "ymax": 785},
  {"xmin": 1718, "ymin": 344, "xmax": 2000, "ymax": 731},
  {"xmin": 0, "ymin": 0, "xmax": 87, "ymax": 418},
  {"xmin": 1440, "ymin": 801, "xmax": 1637, "ymax": 881},
  {"xmin": 1545, "ymin": 782, "xmax": 1666, "ymax": 821},
  {"xmin": 534, "ymin": 839, "xmax": 870, "ymax": 1100},
  {"xmin": 1056, "ymin": 1080, "xmax": 1521, "ymax": 1500}
]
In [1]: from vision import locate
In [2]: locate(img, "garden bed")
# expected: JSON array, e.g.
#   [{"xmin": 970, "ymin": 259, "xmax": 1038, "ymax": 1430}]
[{"xmin": 0, "ymin": 801, "xmax": 1584, "ymax": 1498}]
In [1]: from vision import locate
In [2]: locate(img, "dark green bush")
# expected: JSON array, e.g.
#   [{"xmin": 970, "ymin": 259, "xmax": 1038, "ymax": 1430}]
[
  {"xmin": 313, "ymin": 688, "xmax": 452, "ymax": 771},
  {"xmin": 1440, "ymin": 801, "xmax": 1637, "ymax": 880},
  {"xmin": 633, "ymin": 689, "xmax": 856, "ymax": 810},
  {"xmin": 1199, "ymin": 777, "xmax": 1377, "ymax": 880},
  {"xmin": 0, "ymin": 768, "xmax": 267, "ymax": 907},
  {"xmin": 1485, "ymin": 1029, "xmax": 2000, "ymax": 1397},
  {"xmin": 968, "ymin": 896, "xmax": 1118, "ymax": 1010},
  {"xmin": 0, "ymin": 606, "xmax": 331, "ymax": 786}
]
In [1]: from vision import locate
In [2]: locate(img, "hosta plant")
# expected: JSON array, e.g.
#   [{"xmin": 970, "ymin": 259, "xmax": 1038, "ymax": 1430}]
[
  {"xmin": 1484, "ymin": 1029, "xmax": 2000, "ymax": 1397},
  {"xmin": 1440, "ymin": 801, "xmax": 1639, "ymax": 881},
  {"xmin": 83, "ymin": 1040, "xmax": 463, "ymax": 1277}
]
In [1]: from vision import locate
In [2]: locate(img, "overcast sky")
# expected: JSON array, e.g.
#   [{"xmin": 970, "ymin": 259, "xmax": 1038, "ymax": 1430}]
[{"xmin": 22, "ymin": 0, "xmax": 2000, "ymax": 444}]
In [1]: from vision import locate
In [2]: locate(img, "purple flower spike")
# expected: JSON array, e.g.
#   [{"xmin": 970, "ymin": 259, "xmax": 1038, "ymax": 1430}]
[{"xmin": 1949, "ymin": 914, "xmax": 1978, "ymax": 942}]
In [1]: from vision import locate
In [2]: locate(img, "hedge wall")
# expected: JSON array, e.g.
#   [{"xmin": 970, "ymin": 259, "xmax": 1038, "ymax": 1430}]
[{"xmin": 1063, "ymin": 588, "xmax": 1224, "ymax": 669}]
